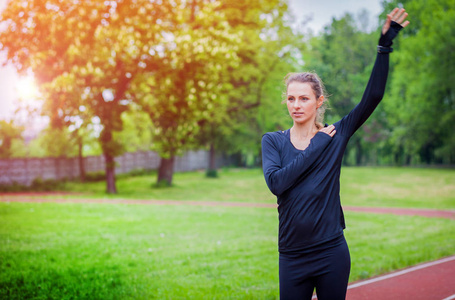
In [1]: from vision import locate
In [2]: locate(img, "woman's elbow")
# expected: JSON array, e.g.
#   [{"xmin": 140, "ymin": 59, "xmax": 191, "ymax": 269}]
[{"xmin": 266, "ymin": 178, "xmax": 284, "ymax": 196}]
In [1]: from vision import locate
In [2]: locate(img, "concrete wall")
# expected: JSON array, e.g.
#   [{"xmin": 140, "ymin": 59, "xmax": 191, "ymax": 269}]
[{"xmin": 0, "ymin": 150, "xmax": 220, "ymax": 186}]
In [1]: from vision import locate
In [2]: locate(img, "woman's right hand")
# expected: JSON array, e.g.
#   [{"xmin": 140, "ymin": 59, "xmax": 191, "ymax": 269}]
[{"xmin": 319, "ymin": 124, "xmax": 336, "ymax": 138}]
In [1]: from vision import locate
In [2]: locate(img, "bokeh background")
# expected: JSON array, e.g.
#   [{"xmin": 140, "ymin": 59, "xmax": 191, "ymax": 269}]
[
  {"xmin": 0, "ymin": 1, "xmax": 454, "ymax": 299},
  {"xmin": 1, "ymin": 0, "xmax": 453, "ymax": 193}
]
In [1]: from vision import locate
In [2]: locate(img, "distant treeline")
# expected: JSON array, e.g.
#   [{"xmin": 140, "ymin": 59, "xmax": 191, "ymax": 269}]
[{"xmin": 0, "ymin": 0, "xmax": 453, "ymax": 193}]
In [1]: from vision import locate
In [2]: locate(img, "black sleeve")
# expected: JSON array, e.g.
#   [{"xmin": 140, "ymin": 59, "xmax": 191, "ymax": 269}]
[
  {"xmin": 339, "ymin": 21, "xmax": 404, "ymax": 137},
  {"xmin": 338, "ymin": 52, "xmax": 389, "ymax": 137},
  {"xmin": 261, "ymin": 132, "xmax": 332, "ymax": 196}
]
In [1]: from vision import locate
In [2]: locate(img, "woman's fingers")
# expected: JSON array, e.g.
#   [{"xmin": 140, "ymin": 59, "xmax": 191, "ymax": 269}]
[
  {"xmin": 393, "ymin": 8, "xmax": 409, "ymax": 26},
  {"xmin": 388, "ymin": 7, "xmax": 400, "ymax": 19},
  {"xmin": 396, "ymin": 12, "xmax": 408, "ymax": 24},
  {"xmin": 382, "ymin": 7, "xmax": 410, "ymax": 34},
  {"xmin": 390, "ymin": 8, "xmax": 410, "ymax": 27},
  {"xmin": 319, "ymin": 125, "xmax": 336, "ymax": 137},
  {"xmin": 382, "ymin": 8, "xmax": 396, "ymax": 34}
]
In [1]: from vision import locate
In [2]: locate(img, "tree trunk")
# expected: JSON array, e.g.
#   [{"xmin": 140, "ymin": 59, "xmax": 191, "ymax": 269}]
[
  {"xmin": 78, "ymin": 136, "xmax": 85, "ymax": 182},
  {"xmin": 105, "ymin": 152, "xmax": 117, "ymax": 194},
  {"xmin": 157, "ymin": 156, "xmax": 175, "ymax": 186},
  {"xmin": 206, "ymin": 143, "xmax": 218, "ymax": 177}
]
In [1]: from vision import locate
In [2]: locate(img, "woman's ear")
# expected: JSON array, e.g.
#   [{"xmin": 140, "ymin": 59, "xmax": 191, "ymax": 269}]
[{"xmin": 317, "ymin": 95, "xmax": 324, "ymax": 109}]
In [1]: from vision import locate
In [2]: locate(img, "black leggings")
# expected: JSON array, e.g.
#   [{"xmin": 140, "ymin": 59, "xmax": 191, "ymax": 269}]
[{"xmin": 279, "ymin": 235, "xmax": 351, "ymax": 300}]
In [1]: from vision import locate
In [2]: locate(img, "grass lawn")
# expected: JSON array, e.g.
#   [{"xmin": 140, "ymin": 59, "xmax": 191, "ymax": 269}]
[
  {"xmin": 1, "ymin": 167, "xmax": 454, "ymax": 299},
  {"xmin": 43, "ymin": 166, "xmax": 455, "ymax": 210},
  {"xmin": 340, "ymin": 167, "xmax": 455, "ymax": 209},
  {"xmin": 55, "ymin": 168, "xmax": 275, "ymax": 204},
  {"xmin": 1, "ymin": 201, "xmax": 454, "ymax": 299}
]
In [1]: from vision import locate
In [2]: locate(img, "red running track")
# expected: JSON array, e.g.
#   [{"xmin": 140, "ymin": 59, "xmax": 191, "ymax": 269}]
[
  {"xmin": 346, "ymin": 255, "xmax": 455, "ymax": 300},
  {"xmin": 312, "ymin": 256, "xmax": 455, "ymax": 300}
]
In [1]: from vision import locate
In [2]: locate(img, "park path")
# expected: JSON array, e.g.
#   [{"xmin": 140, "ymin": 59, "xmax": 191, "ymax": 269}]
[{"xmin": 2, "ymin": 193, "xmax": 455, "ymax": 299}]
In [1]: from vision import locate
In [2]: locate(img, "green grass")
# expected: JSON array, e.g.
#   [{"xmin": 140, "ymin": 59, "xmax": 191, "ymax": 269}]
[
  {"xmin": 30, "ymin": 166, "xmax": 455, "ymax": 210},
  {"xmin": 1, "ymin": 202, "xmax": 279, "ymax": 299},
  {"xmin": 1, "ymin": 167, "xmax": 454, "ymax": 299},
  {"xmin": 1, "ymin": 202, "xmax": 454, "ymax": 299},
  {"xmin": 42, "ymin": 168, "xmax": 275, "ymax": 204},
  {"xmin": 340, "ymin": 167, "xmax": 455, "ymax": 209}
]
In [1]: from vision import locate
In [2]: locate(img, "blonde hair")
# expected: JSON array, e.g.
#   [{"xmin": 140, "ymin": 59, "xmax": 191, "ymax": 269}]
[{"xmin": 283, "ymin": 72, "xmax": 328, "ymax": 129}]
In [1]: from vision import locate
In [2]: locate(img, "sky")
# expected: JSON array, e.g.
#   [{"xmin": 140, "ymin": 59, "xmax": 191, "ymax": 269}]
[
  {"xmin": 287, "ymin": 0, "xmax": 383, "ymax": 34},
  {"xmin": 0, "ymin": 0, "xmax": 384, "ymax": 121}
]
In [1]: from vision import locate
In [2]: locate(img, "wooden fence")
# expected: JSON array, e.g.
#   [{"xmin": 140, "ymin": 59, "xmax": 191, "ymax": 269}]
[{"xmin": 0, "ymin": 150, "xmax": 223, "ymax": 186}]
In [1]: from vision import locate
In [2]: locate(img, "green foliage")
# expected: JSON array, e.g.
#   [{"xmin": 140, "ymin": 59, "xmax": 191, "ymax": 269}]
[
  {"xmin": 83, "ymin": 171, "xmax": 107, "ymax": 183},
  {"xmin": 0, "ymin": 0, "xmax": 179, "ymax": 192},
  {"xmin": 37, "ymin": 127, "xmax": 78, "ymax": 158},
  {"xmin": 0, "ymin": 120, "xmax": 23, "ymax": 159},
  {"xmin": 1, "ymin": 0, "xmax": 453, "ymax": 187},
  {"xmin": 205, "ymin": 169, "xmax": 219, "ymax": 178},
  {"xmin": 0, "ymin": 178, "xmax": 64, "ymax": 193},
  {"xmin": 383, "ymin": 0, "xmax": 455, "ymax": 164},
  {"xmin": 0, "ymin": 182, "xmax": 26, "ymax": 193},
  {"xmin": 304, "ymin": 12, "xmax": 381, "ymax": 165},
  {"xmin": 215, "ymin": 0, "xmax": 302, "ymax": 161},
  {"xmin": 29, "ymin": 177, "xmax": 65, "ymax": 191},
  {"xmin": 114, "ymin": 107, "xmax": 152, "ymax": 153},
  {"xmin": 131, "ymin": 1, "xmax": 240, "ymax": 159}
]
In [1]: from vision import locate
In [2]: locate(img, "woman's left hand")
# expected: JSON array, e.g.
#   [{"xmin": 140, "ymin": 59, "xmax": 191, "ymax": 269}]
[{"xmin": 382, "ymin": 7, "xmax": 410, "ymax": 35}]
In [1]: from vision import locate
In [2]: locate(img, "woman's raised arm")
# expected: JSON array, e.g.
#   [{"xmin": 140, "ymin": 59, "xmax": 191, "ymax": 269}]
[{"xmin": 338, "ymin": 8, "xmax": 409, "ymax": 137}]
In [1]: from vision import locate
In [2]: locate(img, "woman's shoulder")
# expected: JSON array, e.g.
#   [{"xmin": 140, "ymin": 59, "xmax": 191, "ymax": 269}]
[
  {"xmin": 263, "ymin": 129, "xmax": 287, "ymax": 139},
  {"xmin": 262, "ymin": 130, "xmax": 288, "ymax": 145}
]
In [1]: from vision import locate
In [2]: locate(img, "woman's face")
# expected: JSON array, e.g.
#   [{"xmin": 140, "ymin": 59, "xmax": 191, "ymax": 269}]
[{"xmin": 286, "ymin": 81, "xmax": 323, "ymax": 125}]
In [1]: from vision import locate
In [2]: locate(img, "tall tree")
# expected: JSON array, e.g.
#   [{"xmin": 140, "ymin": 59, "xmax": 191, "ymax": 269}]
[
  {"xmin": 133, "ymin": 0, "xmax": 243, "ymax": 185},
  {"xmin": 303, "ymin": 12, "xmax": 379, "ymax": 165},
  {"xmin": 382, "ymin": 0, "xmax": 455, "ymax": 164},
  {"xmin": 195, "ymin": 0, "xmax": 302, "ymax": 172},
  {"xmin": 0, "ymin": 0, "xmax": 170, "ymax": 192}
]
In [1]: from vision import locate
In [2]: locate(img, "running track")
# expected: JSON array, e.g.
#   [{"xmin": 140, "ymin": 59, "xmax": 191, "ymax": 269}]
[
  {"xmin": 345, "ymin": 255, "xmax": 455, "ymax": 300},
  {"xmin": 1, "ymin": 194, "xmax": 455, "ymax": 299}
]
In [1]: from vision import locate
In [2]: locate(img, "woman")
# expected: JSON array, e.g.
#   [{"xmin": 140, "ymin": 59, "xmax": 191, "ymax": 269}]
[{"xmin": 261, "ymin": 8, "xmax": 409, "ymax": 300}]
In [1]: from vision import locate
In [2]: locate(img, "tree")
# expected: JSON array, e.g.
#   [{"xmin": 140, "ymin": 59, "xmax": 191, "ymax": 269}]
[
  {"xmin": 193, "ymin": 0, "xmax": 302, "ymax": 173},
  {"xmin": 0, "ymin": 0, "xmax": 171, "ymax": 192},
  {"xmin": 208, "ymin": 1, "xmax": 303, "ymax": 169},
  {"xmin": 382, "ymin": 0, "xmax": 455, "ymax": 164},
  {"xmin": 133, "ymin": 0, "xmax": 244, "ymax": 185},
  {"xmin": 303, "ymin": 12, "xmax": 380, "ymax": 165}
]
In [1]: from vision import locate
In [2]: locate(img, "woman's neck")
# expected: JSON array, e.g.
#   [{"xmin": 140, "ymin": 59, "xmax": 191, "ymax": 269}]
[{"xmin": 291, "ymin": 122, "xmax": 318, "ymax": 139}]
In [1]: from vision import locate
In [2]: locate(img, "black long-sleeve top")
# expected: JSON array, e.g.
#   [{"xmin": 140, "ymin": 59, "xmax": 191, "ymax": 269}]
[{"xmin": 262, "ymin": 52, "xmax": 389, "ymax": 253}]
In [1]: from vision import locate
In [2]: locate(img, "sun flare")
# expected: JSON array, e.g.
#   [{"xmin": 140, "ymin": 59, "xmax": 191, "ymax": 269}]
[{"xmin": 16, "ymin": 75, "xmax": 39, "ymax": 101}]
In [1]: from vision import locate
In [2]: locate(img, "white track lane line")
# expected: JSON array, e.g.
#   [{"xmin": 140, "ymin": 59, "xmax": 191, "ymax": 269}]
[
  {"xmin": 347, "ymin": 255, "xmax": 455, "ymax": 289},
  {"xmin": 310, "ymin": 255, "xmax": 455, "ymax": 300}
]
